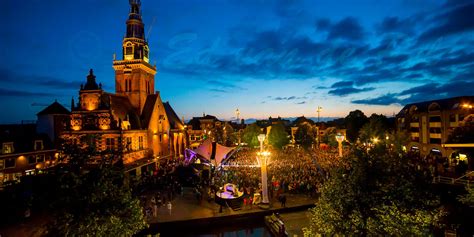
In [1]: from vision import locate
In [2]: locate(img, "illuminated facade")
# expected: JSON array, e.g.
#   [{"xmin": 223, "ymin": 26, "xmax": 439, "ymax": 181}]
[
  {"xmin": 62, "ymin": 0, "xmax": 185, "ymax": 174},
  {"xmin": 0, "ymin": 123, "xmax": 59, "ymax": 187},
  {"xmin": 396, "ymin": 96, "xmax": 474, "ymax": 159}
]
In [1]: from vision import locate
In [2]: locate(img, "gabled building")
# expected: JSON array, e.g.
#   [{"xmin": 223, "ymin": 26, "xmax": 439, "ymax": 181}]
[{"xmin": 61, "ymin": 0, "xmax": 185, "ymax": 175}]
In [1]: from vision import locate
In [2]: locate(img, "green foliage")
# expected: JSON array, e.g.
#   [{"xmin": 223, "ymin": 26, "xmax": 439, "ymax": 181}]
[
  {"xmin": 358, "ymin": 114, "xmax": 391, "ymax": 143},
  {"xmin": 321, "ymin": 127, "xmax": 338, "ymax": 148},
  {"xmin": 448, "ymin": 120, "xmax": 474, "ymax": 143},
  {"xmin": 344, "ymin": 110, "xmax": 368, "ymax": 142},
  {"xmin": 223, "ymin": 123, "xmax": 238, "ymax": 146},
  {"xmin": 458, "ymin": 187, "xmax": 474, "ymax": 207},
  {"xmin": 306, "ymin": 145, "xmax": 444, "ymax": 236},
  {"xmin": 268, "ymin": 123, "xmax": 289, "ymax": 149},
  {"xmin": 242, "ymin": 123, "xmax": 261, "ymax": 147},
  {"xmin": 48, "ymin": 143, "xmax": 147, "ymax": 236},
  {"xmin": 295, "ymin": 122, "xmax": 317, "ymax": 149}
]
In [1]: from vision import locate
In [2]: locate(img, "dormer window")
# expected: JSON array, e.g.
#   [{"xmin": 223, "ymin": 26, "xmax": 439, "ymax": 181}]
[
  {"xmin": 2, "ymin": 142, "xmax": 13, "ymax": 154},
  {"xmin": 34, "ymin": 140, "xmax": 43, "ymax": 151}
]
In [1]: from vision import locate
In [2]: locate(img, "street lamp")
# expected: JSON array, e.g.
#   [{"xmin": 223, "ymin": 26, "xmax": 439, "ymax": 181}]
[
  {"xmin": 258, "ymin": 134, "xmax": 266, "ymax": 152},
  {"xmin": 335, "ymin": 133, "xmax": 345, "ymax": 158},
  {"xmin": 256, "ymin": 150, "xmax": 271, "ymax": 205},
  {"xmin": 256, "ymin": 134, "xmax": 270, "ymax": 206},
  {"xmin": 316, "ymin": 106, "xmax": 322, "ymax": 148}
]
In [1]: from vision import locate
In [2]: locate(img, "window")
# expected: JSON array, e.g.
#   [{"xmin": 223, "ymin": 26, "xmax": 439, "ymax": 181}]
[
  {"xmin": 0, "ymin": 159, "xmax": 4, "ymax": 170},
  {"xmin": 144, "ymin": 48, "xmax": 149, "ymax": 58},
  {"xmin": 190, "ymin": 135, "xmax": 195, "ymax": 141},
  {"xmin": 125, "ymin": 79, "xmax": 132, "ymax": 92},
  {"xmin": 430, "ymin": 138, "xmax": 441, "ymax": 144},
  {"xmin": 126, "ymin": 137, "xmax": 132, "ymax": 149},
  {"xmin": 36, "ymin": 155, "xmax": 45, "ymax": 163},
  {"xmin": 429, "ymin": 116, "xmax": 441, "ymax": 122},
  {"xmin": 5, "ymin": 158, "xmax": 15, "ymax": 168},
  {"xmin": 106, "ymin": 138, "xmax": 115, "ymax": 151},
  {"xmin": 159, "ymin": 134, "xmax": 163, "ymax": 143},
  {"xmin": 126, "ymin": 46, "xmax": 133, "ymax": 55},
  {"xmin": 449, "ymin": 114, "xmax": 457, "ymax": 122},
  {"xmin": 3, "ymin": 143, "xmax": 14, "ymax": 154},
  {"xmin": 138, "ymin": 136, "xmax": 144, "ymax": 149},
  {"xmin": 28, "ymin": 156, "xmax": 36, "ymax": 164},
  {"xmin": 34, "ymin": 140, "xmax": 43, "ymax": 150}
]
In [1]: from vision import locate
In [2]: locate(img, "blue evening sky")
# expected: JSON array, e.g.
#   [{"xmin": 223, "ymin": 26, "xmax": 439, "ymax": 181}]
[{"xmin": 1, "ymin": 0, "xmax": 473, "ymax": 123}]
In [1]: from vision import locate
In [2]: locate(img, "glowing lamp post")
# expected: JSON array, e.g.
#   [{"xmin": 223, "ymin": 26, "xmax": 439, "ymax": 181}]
[
  {"xmin": 257, "ymin": 134, "xmax": 270, "ymax": 205},
  {"xmin": 258, "ymin": 134, "xmax": 266, "ymax": 152},
  {"xmin": 335, "ymin": 133, "xmax": 345, "ymax": 158}
]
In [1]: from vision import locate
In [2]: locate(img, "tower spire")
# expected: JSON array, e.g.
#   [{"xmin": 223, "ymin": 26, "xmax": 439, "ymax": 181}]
[
  {"xmin": 113, "ymin": 0, "xmax": 156, "ymax": 114},
  {"xmin": 126, "ymin": 0, "xmax": 144, "ymax": 39}
]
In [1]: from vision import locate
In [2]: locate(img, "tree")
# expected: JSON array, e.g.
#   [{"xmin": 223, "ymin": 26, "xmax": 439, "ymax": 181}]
[
  {"xmin": 358, "ymin": 114, "xmax": 391, "ymax": 143},
  {"xmin": 448, "ymin": 120, "xmax": 474, "ymax": 171},
  {"xmin": 47, "ymin": 142, "xmax": 147, "ymax": 236},
  {"xmin": 458, "ymin": 187, "xmax": 474, "ymax": 207},
  {"xmin": 321, "ymin": 127, "xmax": 338, "ymax": 148},
  {"xmin": 242, "ymin": 123, "xmax": 261, "ymax": 147},
  {"xmin": 344, "ymin": 110, "xmax": 368, "ymax": 142},
  {"xmin": 268, "ymin": 123, "xmax": 289, "ymax": 149},
  {"xmin": 305, "ymin": 144, "xmax": 444, "ymax": 236},
  {"xmin": 223, "ymin": 123, "xmax": 238, "ymax": 146},
  {"xmin": 295, "ymin": 122, "xmax": 317, "ymax": 149}
]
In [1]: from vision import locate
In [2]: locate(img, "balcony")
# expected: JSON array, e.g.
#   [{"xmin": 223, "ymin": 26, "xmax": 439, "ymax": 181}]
[
  {"xmin": 410, "ymin": 132, "xmax": 420, "ymax": 137},
  {"xmin": 429, "ymin": 122, "xmax": 441, "ymax": 127},
  {"xmin": 410, "ymin": 122, "xmax": 419, "ymax": 127},
  {"xmin": 429, "ymin": 133, "xmax": 442, "ymax": 139},
  {"xmin": 449, "ymin": 122, "xmax": 458, "ymax": 127}
]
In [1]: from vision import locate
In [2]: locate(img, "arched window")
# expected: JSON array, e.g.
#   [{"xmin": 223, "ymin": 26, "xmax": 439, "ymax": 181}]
[{"xmin": 428, "ymin": 103, "xmax": 441, "ymax": 112}]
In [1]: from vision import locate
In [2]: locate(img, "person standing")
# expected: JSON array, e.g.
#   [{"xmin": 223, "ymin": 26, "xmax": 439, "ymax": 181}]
[{"xmin": 167, "ymin": 201, "xmax": 172, "ymax": 215}]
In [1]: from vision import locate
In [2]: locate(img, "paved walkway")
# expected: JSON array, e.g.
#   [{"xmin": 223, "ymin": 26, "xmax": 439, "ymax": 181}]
[{"xmin": 145, "ymin": 187, "xmax": 316, "ymax": 224}]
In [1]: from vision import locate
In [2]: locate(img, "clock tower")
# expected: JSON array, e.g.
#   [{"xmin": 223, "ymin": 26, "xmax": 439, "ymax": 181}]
[{"xmin": 113, "ymin": 0, "xmax": 156, "ymax": 114}]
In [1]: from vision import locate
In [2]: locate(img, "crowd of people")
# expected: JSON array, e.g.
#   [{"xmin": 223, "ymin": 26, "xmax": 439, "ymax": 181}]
[
  {"xmin": 213, "ymin": 146, "xmax": 345, "ymax": 203},
  {"xmin": 136, "ymin": 145, "xmax": 347, "ymax": 217}
]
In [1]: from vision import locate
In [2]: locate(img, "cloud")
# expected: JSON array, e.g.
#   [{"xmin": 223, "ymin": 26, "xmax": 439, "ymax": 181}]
[
  {"xmin": 0, "ymin": 88, "xmax": 59, "ymax": 97},
  {"xmin": 207, "ymin": 80, "xmax": 246, "ymax": 90},
  {"xmin": 272, "ymin": 96, "xmax": 307, "ymax": 101},
  {"xmin": 315, "ymin": 18, "xmax": 331, "ymax": 31},
  {"xmin": 376, "ymin": 16, "xmax": 416, "ymax": 35},
  {"xmin": 328, "ymin": 87, "xmax": 375, "ymax": 96},
  {"xmin": 296, "ymin": 101, "xmax": 306, "ymax": 104},
  {"xmin": 326, "ymin": 17, "xmax": 366, "ymax": 41},
  {"xmin": 0, "ymin": 68, "xmax": 82, "ymax": 90},
  {"xmin": 352, "ymin": 93, "xmax": 401, "ymax": 105},
  {"xmin": 418, "ymin": 3, "xmax": 474, "ymax": 42},
  {"xmin": 351, "ymin": 80, "xmax": 474, "ymax": 105},
  {"xmin": 209, "ymin": 88, "xmax": 228, "ymax": 93},
  {"xmin": 331, "ymin": 80, "xmax": 353, "ymax": 88}
]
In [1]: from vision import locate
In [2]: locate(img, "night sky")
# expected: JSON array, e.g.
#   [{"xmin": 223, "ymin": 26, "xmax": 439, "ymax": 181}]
[{"xmin": 1, "ymin": 0, "xmax": 473, "ymax": 123}]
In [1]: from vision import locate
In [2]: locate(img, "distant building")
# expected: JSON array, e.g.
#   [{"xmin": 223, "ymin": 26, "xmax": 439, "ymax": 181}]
[
  {"xmin": 256, "ymin": 117, "xmax": 291, "ymax": 128},
  {"xmin": 60, "ymin": 1, "xmax": 185, "ymax": 176},
  {"xmin": 186, "ymin": 114, "xmax": 221, "ymax": 148},
  {"xmin": 396, "ymin": 96, "xmax": 474, "ymax": 160},
  {"xmin": 0, "ymin": 123, "xmax": 59, "ymax": 187}
]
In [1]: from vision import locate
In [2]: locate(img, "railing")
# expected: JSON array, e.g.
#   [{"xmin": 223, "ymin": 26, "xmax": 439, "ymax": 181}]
[{"xmin": 433, "ymin": 171, "xmax": 474, "ymax": 188}]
